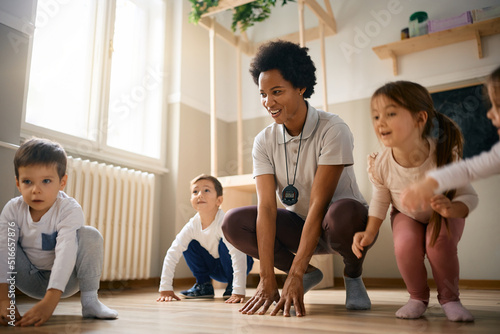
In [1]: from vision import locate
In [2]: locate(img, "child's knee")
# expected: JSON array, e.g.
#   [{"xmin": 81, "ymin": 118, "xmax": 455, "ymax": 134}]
[{"xmin": 77, "ymin": 226, "xmax": 103, "ymax": 248}]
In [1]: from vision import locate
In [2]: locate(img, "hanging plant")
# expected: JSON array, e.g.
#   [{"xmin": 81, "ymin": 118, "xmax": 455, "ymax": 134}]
[{"xmin": 188, "ymin": 0, "xmax": 295, "ymax": 32}]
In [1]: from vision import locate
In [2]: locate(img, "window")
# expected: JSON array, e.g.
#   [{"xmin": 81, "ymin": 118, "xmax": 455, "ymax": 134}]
[{"xmin": 24, "ymin": 0, "xmax": 166, "ymax": 166}]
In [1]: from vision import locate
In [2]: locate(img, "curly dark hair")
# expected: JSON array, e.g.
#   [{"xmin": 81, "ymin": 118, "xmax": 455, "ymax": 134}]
[{"xmin": 249, "ymin": 40, "xmax": 316, "ymax": 99}]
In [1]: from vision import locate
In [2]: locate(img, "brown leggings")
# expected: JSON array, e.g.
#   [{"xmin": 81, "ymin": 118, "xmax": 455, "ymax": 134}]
[{"xmin": 221, "ymin": 199, "xmax": 374, "ymax": 278}]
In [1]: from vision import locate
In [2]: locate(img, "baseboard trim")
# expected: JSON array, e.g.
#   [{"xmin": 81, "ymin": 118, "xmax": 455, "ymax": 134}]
[
  {"xmin": 88, "ymin": 276, "xmax": 499, "ymax": 292},
  {"xmin": 99, "ymin": 277, "xmax": 161, "ymax": 291},
  {"xmin": 333, "ymin": 277, "xmax": 500, "ymax": 290}
]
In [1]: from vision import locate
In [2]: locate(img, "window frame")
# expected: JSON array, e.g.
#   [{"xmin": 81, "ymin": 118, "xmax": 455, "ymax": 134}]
[{"xmin": 21, "ymin": 0, "xmax": 168, "ymax": 174}]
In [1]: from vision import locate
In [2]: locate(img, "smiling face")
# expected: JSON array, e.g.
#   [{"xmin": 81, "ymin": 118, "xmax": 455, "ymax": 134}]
[
  {"xmin": 190, "ymin": 179, "xmax": 222, "ymax": 214},
  {"xmin": 16, "ymin": 164, "xmax": 67, "ymax": 222},
  {"xmin": 371, "ymin": 95, "xmax": 425, "ymax": 150},
  {"xmin": 487, "ymin": 84, "xmax": 500, "ymax": 137},
  {"xmin": 259, "ymin": 69, "xmax": 307, "ymax": 135}
]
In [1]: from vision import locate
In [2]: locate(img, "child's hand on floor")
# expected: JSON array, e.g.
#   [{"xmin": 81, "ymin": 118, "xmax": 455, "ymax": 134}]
[
  {"xmin": 156, "ymin": 290, "xmax": 180, "ymax": 302},
  {"xmin": 225, "ymin": 294, "xmax": 245, "ymax": 303},
  {"xmin": 16, "ymin": 290, "xmax": 61, "ymax": 327},
  {"xmin": 0, "ymin": 299, "xmax": 21, "ymax": 326}
]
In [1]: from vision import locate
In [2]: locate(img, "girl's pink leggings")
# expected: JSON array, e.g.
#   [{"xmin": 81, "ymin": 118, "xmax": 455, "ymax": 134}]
[{"xmin": 391, "ymin": 210, "xmax": 465, "ymax": 305}]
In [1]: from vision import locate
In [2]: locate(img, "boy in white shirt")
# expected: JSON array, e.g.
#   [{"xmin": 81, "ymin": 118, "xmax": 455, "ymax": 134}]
[
  {"xmin": 0, "ymin": 138, "xmax": 117, "ymax": 327},
  {"xmin": 157, "ymin": 174, "xmax": 253, "ymax": 303}
]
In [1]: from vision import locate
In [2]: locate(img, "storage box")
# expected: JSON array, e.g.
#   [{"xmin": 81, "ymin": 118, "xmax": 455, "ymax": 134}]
[
  {"xmin": 428, "ymin": 11, "xmax": 473, "ymax": 33},
  {"xmin": 471, "ymin": 6, "xmax": 500, "ymax": 22}
]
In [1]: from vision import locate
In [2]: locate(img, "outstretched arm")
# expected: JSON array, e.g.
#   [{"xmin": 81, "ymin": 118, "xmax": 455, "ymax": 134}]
[
  {"xmin": 239, "ymin": 174, "xmax": 280, "ymax": 315},
  {"xmin": 271, "ymin": 165, "xmax": 343, "ymax": 317}
]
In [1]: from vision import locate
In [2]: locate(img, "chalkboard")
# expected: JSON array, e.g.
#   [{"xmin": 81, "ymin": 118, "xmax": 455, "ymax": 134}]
[{"xmin": 431, "ymin": 84, "xmax": 497, "ymax": 159}]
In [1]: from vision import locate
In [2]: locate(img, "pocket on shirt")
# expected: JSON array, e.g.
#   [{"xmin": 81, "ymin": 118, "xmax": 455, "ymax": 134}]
[{"xmin": 41, "ymin": 231, "xmax": 58, "ymax": 250}]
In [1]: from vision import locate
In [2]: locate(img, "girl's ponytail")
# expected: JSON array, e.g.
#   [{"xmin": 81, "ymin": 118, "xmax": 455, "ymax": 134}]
[
  {"xmin": 434, "ymin": 112, "xmax": 463, "ymax": 168},
  {"xmin": 428, "ymin": 112, "xmax": 463, "ymax": 246}
]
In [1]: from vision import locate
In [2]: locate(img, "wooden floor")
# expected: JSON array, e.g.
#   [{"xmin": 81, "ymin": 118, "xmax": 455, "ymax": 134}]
[{"xmin": 8, "ymin": 284, "xmax": 500, "ymax": 333}]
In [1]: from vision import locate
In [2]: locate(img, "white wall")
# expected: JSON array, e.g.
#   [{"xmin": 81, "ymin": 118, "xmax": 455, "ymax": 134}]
[
  {"xmin": 175, "ymin": 0, "xmax": 500, "ymax": 122},
  {"xmin": 0, "ymin": 0, "xmax": 36, "ymax": 209}
]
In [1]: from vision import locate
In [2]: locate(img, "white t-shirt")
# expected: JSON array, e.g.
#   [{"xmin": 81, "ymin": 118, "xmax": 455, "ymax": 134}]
[
  {"xmin": 252, "ymin": 102, "xmax": 367, "ymax": 219},
  {"xmin": 428, "ymin": 141, "xmax": 500, "ymax": 194},
  {"xmin": 0, "ymin": 191, "xmax": 84, "ymax": 291},
  {"xmin": 368, "ymin": 139, "xmax": 479, "ymax": 222},
  {"xmin": 159, "ymin": 209, "xmax": 248, "ymax": 295}
]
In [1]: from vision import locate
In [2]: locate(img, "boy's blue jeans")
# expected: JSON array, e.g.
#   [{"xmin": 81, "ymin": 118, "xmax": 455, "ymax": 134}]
[
  {"xmin": 13, "ymin": 226, "xmax": 103, "ymax": 299},
  {"xmin": 183, "ymin": 239, "xmax": 253, "ymax": 285}
]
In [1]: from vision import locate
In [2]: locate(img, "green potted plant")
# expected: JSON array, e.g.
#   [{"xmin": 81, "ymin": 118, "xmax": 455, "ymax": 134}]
[{"xmin": 188, "ymin": 0, "xmax": 295, "ymax": 32}]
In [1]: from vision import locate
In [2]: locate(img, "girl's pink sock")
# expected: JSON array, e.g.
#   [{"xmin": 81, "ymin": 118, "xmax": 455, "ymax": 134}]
[
  {"xmin": 442, "ymin": 301, "xmax": 474, "ymax": 322},
  {"xmin": 395, "ymin": 299, "xmax": 428, "ymax": 319}
]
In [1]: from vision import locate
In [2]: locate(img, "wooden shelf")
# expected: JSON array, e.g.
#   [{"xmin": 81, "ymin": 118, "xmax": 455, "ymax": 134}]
[
  {"xmin": 372, "ymin": 17, "xmax": 500, "ymax": 75},
  {"xmin": 218, "ymin": 173, "xmax": 255, "ymax": 192}
]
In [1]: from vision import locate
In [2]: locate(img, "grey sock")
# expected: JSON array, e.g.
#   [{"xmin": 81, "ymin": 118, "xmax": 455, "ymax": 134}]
[
  {"xmin": 344, "ymin": 276, "xmax": 371, "ymax": 310},
  {"xmin": 303, "ymin": 269, "xmax": 323, "ymax": 294}
]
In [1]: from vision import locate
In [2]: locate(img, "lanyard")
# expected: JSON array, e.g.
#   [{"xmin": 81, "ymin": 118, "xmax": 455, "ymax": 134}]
[{"xmin": 281, "ymin": 121, "xmax": 305, "ymax": 206}]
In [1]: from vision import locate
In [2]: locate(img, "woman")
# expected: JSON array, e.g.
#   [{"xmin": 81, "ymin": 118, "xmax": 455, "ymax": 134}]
[{"xmin": 222, "ymin": 40, "xmax": 375, "ymax": 317}]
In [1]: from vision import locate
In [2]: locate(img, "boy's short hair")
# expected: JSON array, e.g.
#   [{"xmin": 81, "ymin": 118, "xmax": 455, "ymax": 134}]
[
  {"xmin": 14, "ymin": 138, "xmax": 67, "ymax": 180},
  {"xmin": 190, "ymin": 174, "xmax": 223, "ymax": 197}
]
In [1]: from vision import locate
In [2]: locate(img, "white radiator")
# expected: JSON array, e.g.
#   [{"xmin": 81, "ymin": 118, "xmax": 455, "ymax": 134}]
[{"xmin": 65, "ymin": 157, "xmax": 155, "ymax": 281}]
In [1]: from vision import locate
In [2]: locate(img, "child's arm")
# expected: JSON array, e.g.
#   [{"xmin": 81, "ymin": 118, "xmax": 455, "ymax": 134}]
[
  {"xmin": 222, "ymin": 236, "xmax": 248, "ymax": 304},
  {"xmin": 353, "ymin": 152, "xmax": 389, "ymax": 259},
  {"xmin": 352, "ymin": 216, "xmax": 383, "ymax": 259},
  {"xmin": 46, "ymin": 203, "xmax": 84, "ymax": 293},
  {"xmin": 156, "ymin": 290, "xmax": 180, "ymax": 302},
  {"xmin": 403, "ymin": 142, "xmax": 500, "ymax": 211},
  {"xmin": 16, "ymin": 289, "xmax": 62, "ymax": 327},
  {"xmin": 430, "ymin": 196, "xmax": 470, "ymax": 218},
  {"xmin": 157, "ymin": 221, "xmax": 195, "ymax": 300}
]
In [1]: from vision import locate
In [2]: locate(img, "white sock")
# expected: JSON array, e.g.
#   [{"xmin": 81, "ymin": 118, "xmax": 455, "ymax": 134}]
[
  {"xmin": 81, "ymin": 290, "xmax": 118, "ymax": 319},
  {"xmin": 344, "ymin": 276, "xmax": 371, "ymax": 310}
]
